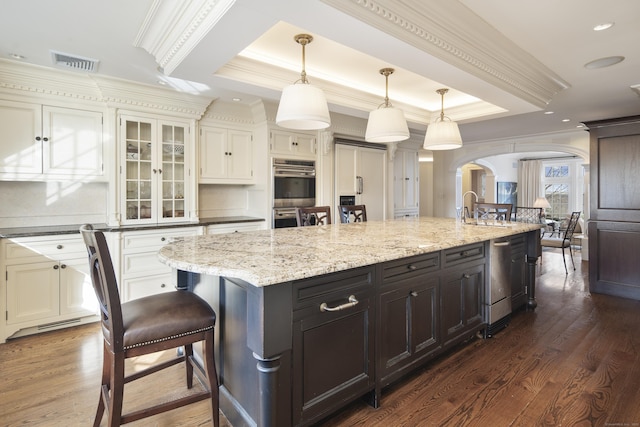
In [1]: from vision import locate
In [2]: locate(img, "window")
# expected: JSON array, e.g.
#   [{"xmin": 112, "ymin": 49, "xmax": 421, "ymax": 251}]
[{"xmin": 542, "ymin": 160, "xmax": 583, "ymax": 220}]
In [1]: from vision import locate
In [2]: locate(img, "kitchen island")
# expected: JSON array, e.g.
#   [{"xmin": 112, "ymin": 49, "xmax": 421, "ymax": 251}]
[{"xmin": 159, "ymin": 217, "xmax": 541, "ymax": 427}]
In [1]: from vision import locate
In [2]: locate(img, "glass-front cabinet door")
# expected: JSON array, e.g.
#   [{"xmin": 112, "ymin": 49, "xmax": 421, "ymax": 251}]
[
  {"xmin": 160, "ymin": 123, "xmax": 186, "ymax": 220},
  {"xmin": 121, "ymin": 115, "xmax": 190, "ymax": 224}
]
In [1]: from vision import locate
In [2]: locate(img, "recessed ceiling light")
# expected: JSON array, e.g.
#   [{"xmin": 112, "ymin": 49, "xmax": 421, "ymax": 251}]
[
  {"xmin": 562, "ymin": 119, "xmax": 570, "ymax": 122},
  {"xmin": 9, "ymin": 53, "xmax": 25, "ymax": 60},
  {"xmin": 585, "ymin": 56, "xmax": 625, "ymax": 69},
  {"xmin": 576, "ymin": 124, "xmax": 585, "ymax": 128},
  {"xmin": 157, "ymin": 80, "xmax": 167, "ymax": 86},
  {"xmin": 232, "ymin": 97, "xmax": 241, "ymax": 102},
  {"xmin": 593, "ymin": 22, "xmax": 614, "ymax": 31},
  {"xmin": 544, "ymin": 111, "xmax": 554, "ymax": 115}
]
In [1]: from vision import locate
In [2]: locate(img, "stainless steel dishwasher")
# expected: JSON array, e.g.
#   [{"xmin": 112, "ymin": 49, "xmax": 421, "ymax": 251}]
[{"xmin": 484, "ymin": 238, "xmax": 512, "ymax": 337}]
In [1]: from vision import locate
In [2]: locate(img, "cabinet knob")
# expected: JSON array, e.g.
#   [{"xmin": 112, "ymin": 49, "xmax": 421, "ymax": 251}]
[
  {"xmin": 158, "ymin": 168, "xmax": 162, "ymax": 174},
  {"xmin": 153, "ymin": 169, "xmax": 158, "ymax": 174},
  {"xmin": 463, "ymin": 273, "xmax": 471, "ymax": 279},
  {"xmin": 36, "ymin": 136, "xmax": 42, "ymax": 141},
  {"xmin": 61, "ymin": 264, "xmax": 66, "ymax": 269},
  {"xmin": 410, "ymin": 291, "xmax": 418, "ymax": 297},
  {"xmin": 53, "ymin": 265, "xmax": 59, "ymax": 270},
  {"xmin": 56, "ymin": 245, "xmax": 63, "ymax": 250},
  {"xmin": 160, "ymin": 237, "xmax": 166, "ymax": 242},
  {"xmin": 161, "ymin": 283, "xmax": 166, "ymax": 288},
  {"xmin": 407, "ymin": 264, "xmax": 417, "ymax": 271}
]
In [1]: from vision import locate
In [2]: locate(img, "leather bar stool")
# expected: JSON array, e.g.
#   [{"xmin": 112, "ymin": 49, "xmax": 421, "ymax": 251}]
[{"xmin": 80, "ymin": 224, "xmax": 219, "ymax": 427}]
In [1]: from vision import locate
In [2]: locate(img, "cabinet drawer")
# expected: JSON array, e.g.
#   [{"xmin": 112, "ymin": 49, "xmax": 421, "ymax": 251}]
[
  {"xmin": 122, "ymin": 251, "xmax": 172, "ymax": 276},
  {"xmin": 381, "ymin": 252, "xmax": 440, "ymax": 282},
  {"xmin": 122, "ymin": 227, "xmax": 201, "ymax": 251},
  {"xmin": 293, "ymin": 266, "xmax": 375, "ymax": 311},
  {"xmin": 206, "ymin": 222, "xmax": 264, "ymax": 235},
  {"xmin": 4, "ymin": 236, "xmax": 86, "ymax": 263},
  {"xmin": 443, "ymin": 243, "xmax": 485, "ymax": 268},
  {"xmin": 122, "ymin": 274, "xmax": 174, "ymax": 301}
]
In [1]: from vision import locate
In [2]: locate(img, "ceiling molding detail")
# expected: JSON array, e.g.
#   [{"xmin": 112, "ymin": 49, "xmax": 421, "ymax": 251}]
[
  {"xmin": 0, "ymin": 59, "xmax": 103, "ymax": 104},
  {"xmin": 321, "ymin": 0, "xmax": 570, "ymax": 108},
  {"xmin": 92, "ymin": 76, "xmax": 213, "ymax": 118},
  {"xmin": 134, "ymin": 0, "xmax": 236, "ymax": 75},
  {"xmin": 218, "ymin": 56, "xmax": 502, "ymax": 126}
]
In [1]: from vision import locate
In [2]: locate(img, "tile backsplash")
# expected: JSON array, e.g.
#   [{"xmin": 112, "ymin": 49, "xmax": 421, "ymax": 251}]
[{"xmin": 0, "ymin": 181, "xmax": 108, "ymax": 228}]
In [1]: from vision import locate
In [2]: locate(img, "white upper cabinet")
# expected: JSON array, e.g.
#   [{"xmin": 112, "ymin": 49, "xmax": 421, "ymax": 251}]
[
  {"xmin": 120, "ymin": 114, "xmax": 193, "ymax": 225},
  {"xmin": 199, "ymin": 126, "xmax": 254, "ymax": 184},
  {"xmin": 270, "ymin": 129, "xmax": 316, "ymax": 158},
  {"xmin": 0, "ymin": 100, "xmax": 104, "ymax": 180}
]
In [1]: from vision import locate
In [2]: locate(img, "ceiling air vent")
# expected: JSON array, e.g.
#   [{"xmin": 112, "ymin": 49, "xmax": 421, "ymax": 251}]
[{"xmin": 51, "ymin": 50, "xmax": 99, "ymax": 72}]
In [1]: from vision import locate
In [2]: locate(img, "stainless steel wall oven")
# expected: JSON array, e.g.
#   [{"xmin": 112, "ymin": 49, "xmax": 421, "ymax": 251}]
[{"xmin": 273, "ymin": 158, "xmax": 316, "ymax": 228}]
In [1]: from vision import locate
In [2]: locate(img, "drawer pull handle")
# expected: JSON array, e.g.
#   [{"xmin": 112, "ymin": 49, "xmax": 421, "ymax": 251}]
[
  {"xmin": 407, "ymin": 264, "xmax": 417, "ymax": 271},
  {"xmin": 320, "ymin": 295, "xmax": 358, "ymax": 312}
]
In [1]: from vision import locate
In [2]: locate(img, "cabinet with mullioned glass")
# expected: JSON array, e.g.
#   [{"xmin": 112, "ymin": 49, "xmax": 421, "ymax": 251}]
[{"xmin": 120, "ymin": 114, "xmax": 192, "ymax": 224}]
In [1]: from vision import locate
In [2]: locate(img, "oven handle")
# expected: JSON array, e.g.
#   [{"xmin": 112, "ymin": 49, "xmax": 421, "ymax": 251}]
[
  {"xmin": 274, "ymin": 209, "xmax": 297, "ymax": 219},
  {"xmin": 274, "ymin": 170, "xmax": 316, "ymax": 177}
]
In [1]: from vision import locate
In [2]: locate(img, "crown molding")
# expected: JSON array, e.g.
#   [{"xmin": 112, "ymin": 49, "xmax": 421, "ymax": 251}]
[
  {"xmin": 0, "ymin": 59, "xmax": 212, "ymax": 118},
  {"xmin": 0, "ymin": 59, "xmax": 103, "ymax": 104},
  {"xmin": 92, "ymin": 75, "xmax": 213, "ymax": 118},
  {"xmin": 134, "ymin": 0, "xmax": 236, "ymax": 75},
  {"xmin": 321, "ymin": 0, "xmax": 570, "ymax": 108}
]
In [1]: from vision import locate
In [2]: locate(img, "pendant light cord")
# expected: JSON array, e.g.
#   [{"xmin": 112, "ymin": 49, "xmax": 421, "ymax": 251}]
[
  {"xmin": 436, "ymin": 88, "xmax": 448, "ymax": 121},
  {"xmin": 295, "ymin": 34, "xmax": 312, "ymax": 84}
]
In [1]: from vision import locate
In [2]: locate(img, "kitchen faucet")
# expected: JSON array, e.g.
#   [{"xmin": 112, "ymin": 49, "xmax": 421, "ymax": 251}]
[{"xmin": 461, "ymin": 191, "xmax": 479, "ymax": 223}]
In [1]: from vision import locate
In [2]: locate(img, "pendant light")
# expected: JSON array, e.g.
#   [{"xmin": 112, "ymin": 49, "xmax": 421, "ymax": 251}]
[
  {"xmin": 423, "ymin": 88, "xmax": 463, "ymax": 150},
  {"xmin": 276, "ymin": 34, "xmax": 331, "ymax": 130},
  {"xmin": 365, "ymin": 68, "xmax": 410, "ymax": 143}
]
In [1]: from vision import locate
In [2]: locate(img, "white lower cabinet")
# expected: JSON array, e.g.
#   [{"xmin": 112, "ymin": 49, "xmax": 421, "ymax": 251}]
[
  {"xmin": 1, "ymin": 234, "xmax": 99, "ymax": 343},
  {"xmin": 119, "ymin": 227, "xmax": 203, "ymax": 302}
]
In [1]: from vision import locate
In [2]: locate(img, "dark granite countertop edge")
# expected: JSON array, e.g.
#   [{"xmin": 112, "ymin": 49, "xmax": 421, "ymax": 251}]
[{"xmin": 0, "ymin": 216, "xmax": 265, "ymax": 238}]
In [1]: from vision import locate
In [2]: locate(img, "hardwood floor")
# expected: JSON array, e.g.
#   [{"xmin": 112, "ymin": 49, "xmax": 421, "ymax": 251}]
[{"xmin": 1, "ymin": 247, "xmax": 639, "ymax": 426}]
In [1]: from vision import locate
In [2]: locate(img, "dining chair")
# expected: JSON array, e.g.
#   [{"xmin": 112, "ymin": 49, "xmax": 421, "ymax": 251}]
[
  {"xmin": 296, "ymin": 206, "xmax": 331, "ymax": 226},
  {"xmin": 514, "ymin": 206, "xmax": 543, "ymax": 224},
  {"xmin": 339, "ymin": 205, "xmax": 367, "ymax": 223},
  {"xmin": 475, "ymin": 203, "xmax": 513, "ymax": 221},
  {"xmin": 80, "ymin": 224, "xmax": 220, "ymax": 427},
  {"xmin": 540, "ymin": 211, "xmax": 581, "ymax": 274}
]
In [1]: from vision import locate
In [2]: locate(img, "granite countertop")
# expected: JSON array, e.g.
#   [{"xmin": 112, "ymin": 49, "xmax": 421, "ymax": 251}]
[
  {"xmin": 159, "ymin": 217, "xmax": 542, "ymax": 287},
  {"xmin": 0, "ymin": 216, "xmax": 265, "ymax": 238}
]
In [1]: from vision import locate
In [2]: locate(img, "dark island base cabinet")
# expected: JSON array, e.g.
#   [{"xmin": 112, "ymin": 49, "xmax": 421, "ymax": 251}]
[
  {"xmin": 292, "ymin": 266, "xmax": 376, "ymax": 426},
  {"xmin": 440, "ymin": 244, "xmax": 486, "ymax": 350},
  {"xmin": 509, "ymin": 235, "xmax": 527, "ymax": 310},
  {"xmin": 377, "ymin": 252, "xmax": 441, "ymax": 390}
]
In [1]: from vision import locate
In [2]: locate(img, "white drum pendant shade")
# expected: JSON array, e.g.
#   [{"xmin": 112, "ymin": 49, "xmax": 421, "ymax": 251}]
[
  {"xmin": 423, "ymin": 120, "xmax": 462, "ymax": 150},
  {"xmin": 276, "ymin": 83, "xmax": 331, "ymax": 130},
  {"xmin": 365, "ymin": 107, "xmax": 410, "ymax": 143}
]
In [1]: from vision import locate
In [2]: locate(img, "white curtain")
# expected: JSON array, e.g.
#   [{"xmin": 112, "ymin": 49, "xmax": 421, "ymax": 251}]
[{"xmin": 518, "ymin": 159, "xmax": 543, "ymax": 207}]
